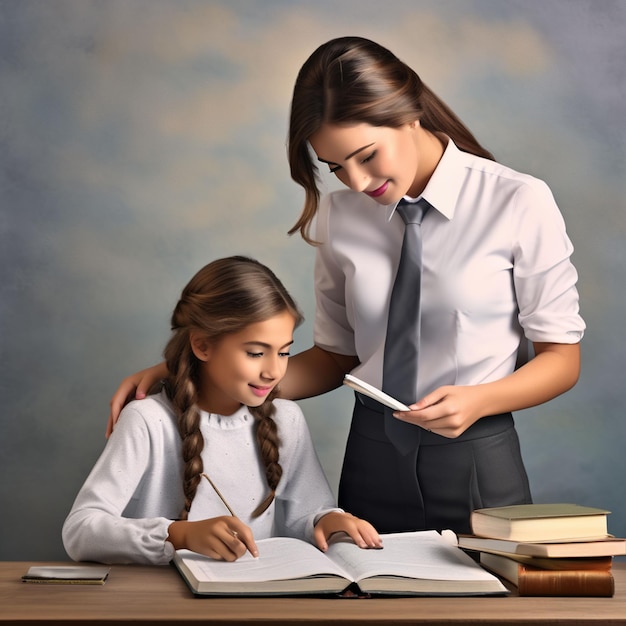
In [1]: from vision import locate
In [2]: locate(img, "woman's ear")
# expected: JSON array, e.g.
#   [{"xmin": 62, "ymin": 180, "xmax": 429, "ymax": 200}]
[{"xmin": 190, "ymin": 331, "xmax": 211, "ymax": 361}]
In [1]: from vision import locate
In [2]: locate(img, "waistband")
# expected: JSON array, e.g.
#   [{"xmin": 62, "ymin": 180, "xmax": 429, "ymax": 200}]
[{"xmin": 354, "ymin": 392, "xmax": 514, "ymax": 445}]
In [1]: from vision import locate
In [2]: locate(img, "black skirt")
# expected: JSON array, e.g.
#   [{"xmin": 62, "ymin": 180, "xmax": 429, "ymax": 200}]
[{"xmin": 338, "ymin": 393, "xmax": 532, "ymax": 535}]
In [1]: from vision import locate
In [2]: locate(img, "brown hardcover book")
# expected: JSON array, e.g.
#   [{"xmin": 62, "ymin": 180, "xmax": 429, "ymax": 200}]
[
  {"xmin": 480, "ymin": 552, "xmax": 614, "ymax": 597},
  {"xmin": 470, "ymin": 503, "xmax": 609, "ymax": 542}
]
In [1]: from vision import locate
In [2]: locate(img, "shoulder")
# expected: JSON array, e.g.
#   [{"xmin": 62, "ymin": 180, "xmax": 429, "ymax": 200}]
[
  {"xmin": 430, "ymin": 141, "xmax": 555, "ymax": 219},
  {"xmin": 465, "ymin": 152, "xmax": 554, "ymax": 201},
  {"xmin": 487, "ymin": 163, "xmax": 563, "ymax": 228},
  {"xmin": 459, "ymin": 154, "xmax": 562, "ymax": 229},
  {"xmin": 270, "ymin": 399, "xmax": 316, "ymax": 458},
  {"xmin": 271, "ymin": 398, "xmax": 306, "ymax": 425},
  {"xmin": 116, "ymin": 392, "xmax": 177, "ymax": 436},
  {"xmin": 271, "ymin": 399, "xmax": 312, "ymax": 438}
]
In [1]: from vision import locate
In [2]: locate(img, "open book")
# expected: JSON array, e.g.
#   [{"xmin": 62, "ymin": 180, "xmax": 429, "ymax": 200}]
[{"xmin": 173, "ymin": 530, "xmax": 508, "ymax": 597}]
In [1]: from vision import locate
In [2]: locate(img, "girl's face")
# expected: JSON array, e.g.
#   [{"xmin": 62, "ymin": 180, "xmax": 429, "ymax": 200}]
[
  {"xmin": 195, "ymin": 310, "xmax": 296, "ymax": 416},
  {"xmin": 309, "ymin": 121, "xmax": 438, "ymax": 202}
]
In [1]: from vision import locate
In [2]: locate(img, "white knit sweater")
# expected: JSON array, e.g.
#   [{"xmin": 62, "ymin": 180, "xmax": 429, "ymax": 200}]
[{"xmin": 62, "ymin": 392, "xmax": 339, "ymax": 564}]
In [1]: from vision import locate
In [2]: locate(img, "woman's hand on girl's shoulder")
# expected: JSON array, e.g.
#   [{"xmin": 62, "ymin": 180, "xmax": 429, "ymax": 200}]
[
  {"xmin": 313, "ymin": 512, "xmax": 382, "ymax": 552},
  {"xmin": 106, "ymin": 362, "xmax": 168, "ymax": 438}
]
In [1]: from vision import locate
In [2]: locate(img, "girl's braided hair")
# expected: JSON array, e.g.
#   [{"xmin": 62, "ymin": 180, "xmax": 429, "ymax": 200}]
[{"xmin": 161, "ymin": 256, "xmax": 302, "ymax": 520}]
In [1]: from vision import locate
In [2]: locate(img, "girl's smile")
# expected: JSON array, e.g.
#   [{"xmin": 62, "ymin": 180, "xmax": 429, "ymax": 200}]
[{"xmin": 249, "ymin": 384, "xmax": 273, "ymax": 398}]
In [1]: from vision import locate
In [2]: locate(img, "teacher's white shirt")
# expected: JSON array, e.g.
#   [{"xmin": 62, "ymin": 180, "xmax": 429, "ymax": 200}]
[{"xmin": 313, "ymin": 139, "xmax": 585, "ymax": 396}]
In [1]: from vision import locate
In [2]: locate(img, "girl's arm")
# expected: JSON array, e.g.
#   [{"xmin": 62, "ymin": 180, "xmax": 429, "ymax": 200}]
[
  {"xmin": 64, "ymin": 402, "xmax": 177, "ymax": 564},
  {"xmin": 397, "ymin": 341, "xmax": 580, "ymax": 438}
]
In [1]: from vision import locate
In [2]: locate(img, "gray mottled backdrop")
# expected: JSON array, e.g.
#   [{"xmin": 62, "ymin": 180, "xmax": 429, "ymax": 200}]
[{"xmin": 1, "ymin": 0, "xmax": 625, "ymax": 560}]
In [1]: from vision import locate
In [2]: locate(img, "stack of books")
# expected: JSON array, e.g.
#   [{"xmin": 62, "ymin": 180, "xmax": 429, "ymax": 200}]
[{"xmin": 458, "ymin": 503, "xmax": 626, "ymax": 597}]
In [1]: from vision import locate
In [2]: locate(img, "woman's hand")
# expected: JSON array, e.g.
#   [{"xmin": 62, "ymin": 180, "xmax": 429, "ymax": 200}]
[
  {"xmin": 394, "ymin": 342, "xmax": 581, "ymax": 438},
  {"xmin": 394, "ymin": 385, "xmax": 486, "ymax": 438},
  {"xmin": 313, "ymin": 512, "xmax": 382, "ymax": 552},
  {"xmin": 167, "ymin": 517, "xmax": 258, "ymax": 562},
  {"xmin": 106, "ymin": 362, "xmax": 168, "ymax": 437}
]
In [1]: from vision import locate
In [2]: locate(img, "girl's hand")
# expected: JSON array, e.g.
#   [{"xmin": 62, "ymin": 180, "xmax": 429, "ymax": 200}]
[
  {"xmin": 313, "ymin": 512, "xmax": 382, "ymax": 552},
  {"xmin": 167, "ymin": 517, "xmax": 259, "ymax": 562},
  {"xmin": 106, "ymin": 362, "xmax": 168, "ymax": 437}
]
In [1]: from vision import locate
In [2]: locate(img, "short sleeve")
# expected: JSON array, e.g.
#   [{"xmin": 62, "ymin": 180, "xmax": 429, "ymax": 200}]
[
  {"xmin": 313, "ymin": 194, "xmax": 358, "ymax": 355},
  {"xmin": 511, "ymin": 180, "xmax": 585, "ymax": 343}
]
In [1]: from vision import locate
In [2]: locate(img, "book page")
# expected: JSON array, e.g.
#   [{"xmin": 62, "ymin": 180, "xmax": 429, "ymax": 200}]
[
  {"xmin": 178, "ymin": 537, "xmax": 353, "ymax": 583},
  {"xmin": 326, "ymin": 530, "xmax": 498, "ymax": 583}
]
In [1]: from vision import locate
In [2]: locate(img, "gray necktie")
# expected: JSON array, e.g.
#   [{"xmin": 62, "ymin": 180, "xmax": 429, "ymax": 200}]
[{"xmin": 382, "ymin": 197, "xmax": 431, "ymax": 454}]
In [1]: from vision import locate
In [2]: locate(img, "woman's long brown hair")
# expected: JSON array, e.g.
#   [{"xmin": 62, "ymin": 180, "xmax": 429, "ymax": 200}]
[{"xmin": 287, "ymin": 36, "xmax": 494, "ymax": 244}]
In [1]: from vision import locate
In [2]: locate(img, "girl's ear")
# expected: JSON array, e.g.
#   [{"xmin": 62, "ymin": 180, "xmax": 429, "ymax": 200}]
[{"xmin": 190, "ymin": 331, "xmax": 211, "ymax": 362}]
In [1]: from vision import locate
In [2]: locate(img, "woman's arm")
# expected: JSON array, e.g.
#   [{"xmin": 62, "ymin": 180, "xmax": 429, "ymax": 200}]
[
  {"xmin": 398, "ymin": 341, "xmax": 581, "ymax": 438},
  {"xmin": 279, "ymin": 345, "xmax": 360, "ymax": 400},
  {"xmin": 107, "ymin": 362, "xmax": 168, "ymax": 437},
  {"xmin": 106, "ymin": 347, "xmax": 358, "ymax": 435}
]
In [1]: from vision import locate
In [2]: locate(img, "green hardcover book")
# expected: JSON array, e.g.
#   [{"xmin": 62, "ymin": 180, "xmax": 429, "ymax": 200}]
[{"xmin": 470, "ymin": 504, "xmax": 610, "ymax": 542}]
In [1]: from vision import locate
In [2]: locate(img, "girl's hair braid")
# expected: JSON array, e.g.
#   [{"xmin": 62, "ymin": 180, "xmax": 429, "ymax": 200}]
[
  {"xmin": 249, "ymin": 388, "xmax": 283, "ymax": 517},
  {"xmin": 163, "ymin": 316, "xmax": 204, "ymax": 520}
]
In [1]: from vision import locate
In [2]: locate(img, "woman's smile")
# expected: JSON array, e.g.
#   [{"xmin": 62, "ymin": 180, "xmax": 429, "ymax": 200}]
[{"xmin": 365, "ymin": 181, "xmax": 389, "ymax": 198}]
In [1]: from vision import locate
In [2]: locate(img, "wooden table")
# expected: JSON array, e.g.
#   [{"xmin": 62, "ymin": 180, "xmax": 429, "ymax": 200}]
[{"xmin": 1, "ymin": 561, "xmax": 625, "ymax": 624}]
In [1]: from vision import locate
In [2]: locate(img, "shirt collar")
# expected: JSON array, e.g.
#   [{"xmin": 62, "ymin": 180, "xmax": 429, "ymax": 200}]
[{"xmin": 385, "ymin": 137, "xmax": 466, "ymax": 222}]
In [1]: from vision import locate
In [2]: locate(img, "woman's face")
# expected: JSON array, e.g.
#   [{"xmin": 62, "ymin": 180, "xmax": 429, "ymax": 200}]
[{"xmin": 308, "ymin": 121, "xmax": 434, "ymax": 202}]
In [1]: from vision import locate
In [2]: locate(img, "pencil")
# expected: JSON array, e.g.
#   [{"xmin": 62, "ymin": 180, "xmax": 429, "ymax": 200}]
[{"xmin": 200, "ymin": 473, "xmax": 237, "ymax": 517}]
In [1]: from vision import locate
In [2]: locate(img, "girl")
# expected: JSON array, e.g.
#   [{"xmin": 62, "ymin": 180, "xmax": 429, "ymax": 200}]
[
  {"xmin": 106, "ymin": 37, "xmax": 585, "ymax": 536},
  {"xmin": 64, "ymin": 256, "xmax": 380, "ymax": 565}
]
